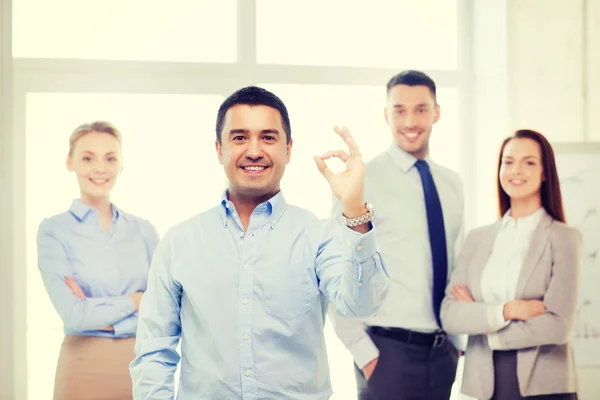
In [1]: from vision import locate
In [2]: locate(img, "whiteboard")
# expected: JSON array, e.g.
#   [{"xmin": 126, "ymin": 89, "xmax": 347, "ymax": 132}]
[{"xmin": 554, "ymin": 143, "xmax": 600, "ymax": 367}]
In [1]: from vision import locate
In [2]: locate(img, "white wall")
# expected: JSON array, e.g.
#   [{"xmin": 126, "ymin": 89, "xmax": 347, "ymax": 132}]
[
  {"xmin": 508, "ymin": 0, "xmax": 586, "ymax": 141},
  {"xmin": 506, "ymin": 0, "xmax": 600, "ymax": 143},
  {"xmin": 589, "ymin": 0, "xmax": 600, "ymax": 141}
]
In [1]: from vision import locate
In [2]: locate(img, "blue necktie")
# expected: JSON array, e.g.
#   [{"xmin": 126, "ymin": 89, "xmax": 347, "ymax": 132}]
[{"xmin": 414, "ymin": 159, "xmax": 447, "ymax": 329}]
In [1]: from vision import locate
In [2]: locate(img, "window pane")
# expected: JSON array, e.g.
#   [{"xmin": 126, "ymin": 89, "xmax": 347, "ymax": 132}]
[
  {"xmin": 13, "ymin": 0, "xmax": 237, "ymax": 62},
  {"xmin": 26, "ymin": 92, "xmax": 225, "ymax": 398},
  {"xmin": 257, "ymin": 0, "xmax": 458, "ymax": 69},
  {"xmin": 260, "ymin": 83, "xmax": 460, "ymax": 400}
]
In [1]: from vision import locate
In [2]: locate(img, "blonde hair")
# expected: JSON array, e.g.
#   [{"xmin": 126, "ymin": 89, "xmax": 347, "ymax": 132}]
[{"xmin": 68, "ymin": 121, "xmax": 122, "ymax": 155}]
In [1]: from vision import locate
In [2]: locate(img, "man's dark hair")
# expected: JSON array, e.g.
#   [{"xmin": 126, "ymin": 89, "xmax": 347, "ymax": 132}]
[
  {"xmin": 215, "ymin": 86, "xmax": 292, "ymax": 144},
  {"xmin": 386, "ymin": 70, "xmax": 437, "ymax": 102}
]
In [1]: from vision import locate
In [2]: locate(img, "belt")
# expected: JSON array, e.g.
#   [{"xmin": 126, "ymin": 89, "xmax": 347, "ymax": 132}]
[{"xmin": 368, "ymin": 326, "xmax": 447, "ymax": 348}]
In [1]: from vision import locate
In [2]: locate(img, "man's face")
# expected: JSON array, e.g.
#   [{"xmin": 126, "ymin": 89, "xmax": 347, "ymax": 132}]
[
  {"xmin": 384, "ymin": 84, "xmax": 440, "ymax": 159},
  {"xmin": 216, "ymin": 104, "xmax": 292, "ymax": 202}
]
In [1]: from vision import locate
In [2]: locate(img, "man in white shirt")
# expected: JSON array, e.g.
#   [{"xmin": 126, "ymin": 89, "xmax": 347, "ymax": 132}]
[{"xmin": 330, "ymin": 70, "xmax": 464, "ymax": 400}]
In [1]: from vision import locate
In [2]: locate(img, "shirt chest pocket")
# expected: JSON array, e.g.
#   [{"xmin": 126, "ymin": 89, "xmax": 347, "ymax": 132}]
[{"xmin": 262, "ymin": 262, "xmax": 314, "ymax": 321}]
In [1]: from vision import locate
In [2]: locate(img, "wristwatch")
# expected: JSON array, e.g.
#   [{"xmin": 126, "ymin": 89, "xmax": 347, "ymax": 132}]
[{"xmin": 342, "ymin": 202, "xmax": 374, "ymax": 227}]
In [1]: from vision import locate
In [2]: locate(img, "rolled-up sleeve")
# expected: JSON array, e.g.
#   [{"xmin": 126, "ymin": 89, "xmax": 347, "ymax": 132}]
[
  {"xmin": 113, "ymin": 314, "xmax": 138, "ymax": 337},
  {"xmin": 314, "ymin": 219, "xmax": 390, "ymax": 318}
]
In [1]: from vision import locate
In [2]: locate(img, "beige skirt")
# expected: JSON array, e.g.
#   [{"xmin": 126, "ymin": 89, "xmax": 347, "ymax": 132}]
[{"xmin": 53, "ymin": 335, "xmax": 136, "ymax": 400}]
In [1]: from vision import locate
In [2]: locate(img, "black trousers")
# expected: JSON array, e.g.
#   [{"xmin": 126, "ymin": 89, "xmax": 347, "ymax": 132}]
[
  {"xmin": 491, "ymin": 350, "xmax": 578, "ymax": 400},
  {"xmin": 354, "ymin": 327, "xmax": 459, "ymax": 400}
]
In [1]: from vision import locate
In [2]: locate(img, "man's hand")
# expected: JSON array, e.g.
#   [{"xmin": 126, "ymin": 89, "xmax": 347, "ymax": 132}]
[
  {"xmin": 450, "ymin": 284, "xmax": 474, "ymax": 302},
  {"xmin": 129, "ymin": 291, "xmax": 144, "ymax": 312},
  {"xmin": 503, "ymin": 300, "xmax": 546, "ymax": 321},
  {"xmin": 66, "ymin": 276, "xmax": 86, "ymax": 299},
  {"xmin": 313, "ymin": 126, "xmax": 366, "ymax": 214},
  {"xmin": 362, "ymin": 357, "xmax": 379, "ymax": 382}
]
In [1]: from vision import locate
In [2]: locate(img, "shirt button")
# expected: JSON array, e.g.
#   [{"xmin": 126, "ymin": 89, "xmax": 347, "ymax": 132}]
[
  {"xmin": 356, "ymin": 244, "xmax": 363, "ymax": 251},
  {"xmin": 243, "ymin": 334, "xmax": 250, "ymax": 341},
  {"xmin": 346, "ymin": 240, "xmax": 352, "ymax": 247},
  {"xmin": 245, "ymin": 370, "xmax": 252, "ymax": 377},
  {"xmin": 244, "ymin": 265, "xmax": 250, "ymax": 271},
  {"xmin": 120, "ymin": 312, "xmax": 126, "ymax": 317},
  {"xmin": 240, "ymin": 232, "xmax": 245, "ymax": 238},
  {"xmin": 358, "ymin": 281, "xmax": 363, "ymax": 287},
  {"xmin": 242, "ymin": 299, "xmax": 249, "ymax": 305}
]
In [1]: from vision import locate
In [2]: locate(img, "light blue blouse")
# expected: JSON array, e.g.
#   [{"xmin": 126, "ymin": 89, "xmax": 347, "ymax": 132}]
[{"xmin": 37, "ymin": 199, "xmax": 159, "ymax": 338}]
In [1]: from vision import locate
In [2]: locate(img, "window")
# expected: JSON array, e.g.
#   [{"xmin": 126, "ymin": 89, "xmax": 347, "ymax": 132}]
[
  {"xmin": 13, "ymin": 0, "xmax": 237, "ymax": 62},
  {"xmin": 256, "ymin": 0, "xmax": 458, "ymax": 69},
  {"xmin": 25, "ymin": 93, "xmax": 224, "ymax": 399}
]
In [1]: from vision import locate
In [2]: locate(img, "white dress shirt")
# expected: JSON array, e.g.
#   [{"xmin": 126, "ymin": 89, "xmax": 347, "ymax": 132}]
[
  {"xmin": 329, "ymin": 143, "xmax": 464, "ymax": 368},
  {"xmin": 482, "ymin": 207, "xmax": 545, "ymax": 348}
]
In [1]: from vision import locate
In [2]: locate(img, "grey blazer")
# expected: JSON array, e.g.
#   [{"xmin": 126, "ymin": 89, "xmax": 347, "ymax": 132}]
[{"xmin": 440, "ymin": 210, "xmax": 581, "ymax": 399}]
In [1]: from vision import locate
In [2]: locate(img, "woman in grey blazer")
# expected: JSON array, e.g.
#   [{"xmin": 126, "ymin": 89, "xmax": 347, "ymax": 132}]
[{"xmin": 441, "ymin": 129, "xmax": 580, "ymax": 400}]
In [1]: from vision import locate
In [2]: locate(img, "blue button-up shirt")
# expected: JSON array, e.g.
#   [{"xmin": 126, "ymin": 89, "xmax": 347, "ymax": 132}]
[
  {"xmin": 130, "ymin": 191, "xmax": 390, "ymax": 400},
  {"xmin": 36, "ymin": 200, "xmax": 160, "ymax": 337}
]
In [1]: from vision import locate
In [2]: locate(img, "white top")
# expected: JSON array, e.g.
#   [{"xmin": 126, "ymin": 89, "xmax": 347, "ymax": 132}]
[
  {"xmin": 482, "ymin": 207, "xmax": 546, "ymax": 345},
  {"xmin": 329, "ymin": 143, "xmax": 464, "ymax": 368}
]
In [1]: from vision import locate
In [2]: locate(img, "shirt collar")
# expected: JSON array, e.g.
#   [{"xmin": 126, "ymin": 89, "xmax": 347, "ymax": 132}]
[
  {"xmin": 219, "ymin": 190, "xmax": 288, "ymax": 228},
  {"xmin": 386, "ymin": 142, "xmax": 434, "ymax": 173},
  {"xmin": 501, "ymin": 207, "xmax": 545, "ymax": 230},
  {"xmin": 69, "ymin": 199, "xmax": 120, "ymax": 223}
]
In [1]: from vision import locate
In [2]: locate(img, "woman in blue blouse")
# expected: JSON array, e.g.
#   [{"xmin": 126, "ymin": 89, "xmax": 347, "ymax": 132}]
[{"xmin": 36, "ymin": 121, "xmax": 159, "ymax": 400}]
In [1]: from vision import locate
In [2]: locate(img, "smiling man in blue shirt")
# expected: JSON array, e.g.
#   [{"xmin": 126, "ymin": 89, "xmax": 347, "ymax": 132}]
[{"xmin": 130, "ymin": 86, "xmax": 390, "ymax": 400}]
